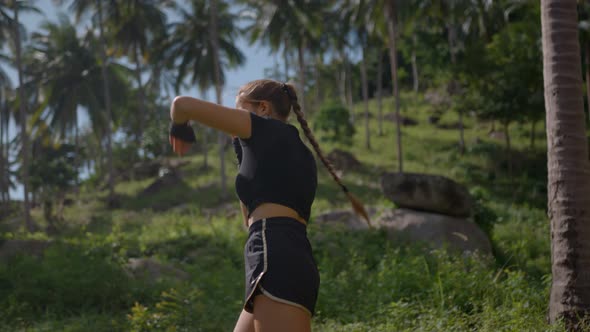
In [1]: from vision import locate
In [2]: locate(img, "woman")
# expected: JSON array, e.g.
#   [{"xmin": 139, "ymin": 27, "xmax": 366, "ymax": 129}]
[{"xmin": 169, "ymin": 79, "xmax": 369, "ymax": 331}]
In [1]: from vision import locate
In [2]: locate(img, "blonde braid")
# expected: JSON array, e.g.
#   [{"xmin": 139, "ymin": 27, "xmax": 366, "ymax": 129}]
[{"xmin": 284, "ymin": 84, "xmax": 372, "ymax": 227}]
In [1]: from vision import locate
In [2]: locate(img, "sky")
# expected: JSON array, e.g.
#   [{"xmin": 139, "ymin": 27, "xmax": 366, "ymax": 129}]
[{"xmin": 6, "ymin": 0, "xmax": 276, "ymax": 199}]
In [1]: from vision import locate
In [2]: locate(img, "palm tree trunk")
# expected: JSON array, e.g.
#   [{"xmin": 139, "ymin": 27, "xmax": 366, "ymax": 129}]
[
  {"xmin": 585, "ymin": 41, "xmax": 590, "ymax": 126},
  {"xmin": 385, "ymin": 0, "xmax": 403, "ymax": 173},
  {"xmin": 14, "ymin": 1, "xmax": 33, "ymax": 231},
  {"xmin": 503, "ymin": 121, "xmax": 512, "ymax": 183},
  {"xmin": 199, "ymin": 89, "xmax": 209, "ymax": 169},
  {"xmin": 134, "ymin": 45, "xmax": 146, "ymax": 146},
  {"xmin": 360, "ymin": 48, "xmax": 371, "ymax": 150},
  {"xmin": 297, "ymin": 39, "xmax": 306, "ymax": 113},
  {"xmin": 4, "ymin": 108, "xmax": 9, "ymax": 202},
  {"xmin": 530, "ymin": 119, "xmax": 536, "ymax": 150},
  {"xmin": 283, "ymin": 41, "xmax": 289, "ymax": 81},
  {"xmin": 338, "ymin": 51, "xmax": 347, "ymax": 106},
  {"xmin": 447, "ymin": 6, "xmax": 465, "ymax": 155},
  {"xmin": 0, "ymin": 113, "xmax": 4, "ymax": 205},
  {"xmin": 411, "ymin": 32, "xmax": 419, "ymax": 93},
  {"xmin": 377, "ymin": 50, "xmax": 384, "ymax": 136},
  {"xmin": 97, "ymin": 0, "xmax": 115, "ymax": 206},
  {"xmin": 345, "ymin": 57, "xmax": 353, "ymax": 121},
  {"xmin": 314, "ymin": 53, "xmax": 322, "ymax": 108},
  {"xmin": 542, "ymin": 0, "xmax": 590, "ymax": 328},
  {"xmin": 210, "ymin": 0, "xmax": 226, "ymax": 199}
]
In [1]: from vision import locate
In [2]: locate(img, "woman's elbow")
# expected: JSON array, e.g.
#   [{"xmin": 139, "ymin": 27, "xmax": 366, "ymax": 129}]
[{"xmin": 170, "ymin": 96, "xmax": 187, "ymax": 123}]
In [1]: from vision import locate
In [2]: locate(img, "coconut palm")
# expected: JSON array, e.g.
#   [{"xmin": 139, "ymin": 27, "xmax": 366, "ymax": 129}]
[
  {"xmin": 541, "ymin": 0, "xmax": 590, "ymax": 328},
  {"xmin": 54, "ymin": 0, "xmax": 121, "ymax": 206},
  {"xmin": 9, "ymin": 0, "xmax": 41, "ymax": 231},
  {"xmin": 164, "ymin": 0, "xmax": 244, "ymax": 195},
  {"xmin": 109, "ymin": 0, "xmax": 173, "ymax": 145},
  {"xmin": 27, "ymin": 15, "xmax": 129, "ymax": 191},
  {"xmin": 384, "ymin": 0, "xmax": 403, "ymax": 172},
  {"xmin": 241, "ymin": 0, "xmax": 327, "ymax": 112}
]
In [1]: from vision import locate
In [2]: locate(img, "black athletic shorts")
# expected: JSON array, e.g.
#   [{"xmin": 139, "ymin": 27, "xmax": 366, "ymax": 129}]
[{"xmin": 243, "ymin": 217, "xmax": 320, "ymax": 316}]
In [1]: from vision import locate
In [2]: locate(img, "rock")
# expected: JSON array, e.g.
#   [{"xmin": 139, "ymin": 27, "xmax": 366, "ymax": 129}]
[
  {"xmin": 314, "ymin": 208, "xmax": 378, "ymax": 230},
  {"xmin": 377, "ymin": 208, "xmax": 492, "ymax": 255},
  {"xmin": 488, "ymin": 131, "xmax": 506, "ymax": 141},
  {"xmin": 326, "ymin": 149, "xmax": 362, "ymax": 172},
  {"xmin": 381, "ymin": 172, "xmax": 473, "ymax": 217},
  {"xmin": 0, "ymin": 239, "xmax": 53, "ymax": 262},
  {"xmin": 384, "ymin": 113, "xmax": 418, "ymax": 126},
  {"xmin": 125, "ymin": 257, "xmax": 189, "ymax": 282},
  {"xmin": 436, "ymin": 122, "xmax": 467, "ymax": 130},
  {"xmin": 428, "ymin": 115, "xmax": 441, "ymax": 124},
  {"xmin": 140, "ymin": 170, "xmax": 192, "ymax": 197}
]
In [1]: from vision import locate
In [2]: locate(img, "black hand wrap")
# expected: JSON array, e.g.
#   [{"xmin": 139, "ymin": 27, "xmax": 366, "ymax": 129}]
[
  {"xmin": 233, "ymin": 137, "xmax": 243, "ymax": 166},
  {"xmin": 169, "ymin": 122, "xmax": 196, "ymax": 143}
]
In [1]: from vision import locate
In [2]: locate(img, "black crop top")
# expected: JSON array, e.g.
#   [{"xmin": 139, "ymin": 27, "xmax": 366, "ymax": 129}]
[{"xmin": 234, "ymin": 113, "xmax": 317, "ymax": 221}]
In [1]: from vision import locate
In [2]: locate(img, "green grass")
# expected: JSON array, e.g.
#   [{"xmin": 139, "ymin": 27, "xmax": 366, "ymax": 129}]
[{"xmin": 0, "ymin": 91, "xmax": 568, "ymax": 331}]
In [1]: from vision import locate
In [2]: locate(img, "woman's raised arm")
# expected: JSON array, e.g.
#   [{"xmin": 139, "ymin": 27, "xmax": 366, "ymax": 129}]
[{"xmin": 170, "ymin": 96, "xmax": 252, "ymax": 139}]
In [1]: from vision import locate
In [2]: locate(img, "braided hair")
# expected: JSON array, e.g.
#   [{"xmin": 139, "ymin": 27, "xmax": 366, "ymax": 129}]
[{"xmin": 237, "ymin": 79, "xmax": 371, "ymax": 227}]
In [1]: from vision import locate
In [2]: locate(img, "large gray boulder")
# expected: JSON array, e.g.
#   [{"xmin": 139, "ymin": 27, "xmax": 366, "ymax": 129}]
[
  {"xmin": 377, "ymin": 208, "xmax": 492, "ymax": 255},
  {"xmin": 314, "ymin": 208, "xmax": 378, "ymax": 230},
  {"xmin": 381, "ymin": 172, "xmax": 473, "ymax": 217}
]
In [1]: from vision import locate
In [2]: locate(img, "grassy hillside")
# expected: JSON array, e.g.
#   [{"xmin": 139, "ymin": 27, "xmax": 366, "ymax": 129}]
[{"xmin": 0, "ymin": 92, "xmax": 569, "ymax": 331}]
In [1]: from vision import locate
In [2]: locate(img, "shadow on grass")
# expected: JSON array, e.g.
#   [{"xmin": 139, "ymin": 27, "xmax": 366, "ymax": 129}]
[{"xmin": 117, "ymin": 180, "xmax": 235, "ymax": 212}]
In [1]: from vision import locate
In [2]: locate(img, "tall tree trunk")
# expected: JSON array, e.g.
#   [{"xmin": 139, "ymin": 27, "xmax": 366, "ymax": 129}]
[
  {"xmin": 74, "ymin": 112, "xmax": 79, "ymax": 197},
  {"xmin": 385, "ymin": 0, "xmax": 403, "ymax": 173},
  {"xmin": 0, "ymin": 102, "xmax": 6, "ymax": 204},
  {"xmin": 2, "ymin": 108, "xmax": 9, "ymax": 202},
  {"xmin": 0, "ymin": 111, "xmax": 4, "ymax": 205},
  {"xmin": 134, "ymin": 45, "xmax": 146, "ymax": 146},
  {"xmin": 585, "ymin": 42, "xmax": 590, "ymax": 126},
  {"xmin": 377, "ymin": 50, "xmax": 384, "ymax": 136},
  {"xmin": 97, "ymin": 0, "xmax": 115, "ymax": 206},
  {"xmin": 530, "ymin": 119, "xmax": 536, "ymax": 150},
  {"xmin": 283, "ymin": 41, "xmax": 289, "ymax": 82},
  {"xmin": 503, "ymin": 121, "xmax": 512, "ymax": 184},
  {"xmin": 411, "ymin": 32, "xmax": 419, "ymax": 93},
  {"xmin": 360, "ymin": 48, "xmax": 371, "ymax": 150},
  {"xmin": 199, "ymin": 90, "xmax": 209, "ymax": 169},
  {"xmin": 314, "ymin": 53, "xmax": 322, "ymax": 108},
  {"xmin": 542, "ymin": 0, "xmax": 590, "ymax": 328},
  {"xmin": 297, "ymin": 39, "xmax": 306, "ymax": 113},
  {"xmin": 210, "ymin": 0, "xmax": 226, "ymax": 199},
  {"xmin": 338, "ymin": 51, "xmax": 347, "ymax": 106},
  {"xmin": 447, "ymin": 3, "xmax": 465, "ymax": 155},
  {"xmin": 14, "ymin": 2, "xmax": 34, "ymax": 231},
  {"xmin": 345, "ymin": 56, "xmax": 353, "ymax": 121}
]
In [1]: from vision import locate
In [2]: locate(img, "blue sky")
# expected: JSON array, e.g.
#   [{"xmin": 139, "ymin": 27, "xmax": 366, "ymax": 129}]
[{"xmin": 7, "ymin": 0, "xmax": 276, "ymax": 199}]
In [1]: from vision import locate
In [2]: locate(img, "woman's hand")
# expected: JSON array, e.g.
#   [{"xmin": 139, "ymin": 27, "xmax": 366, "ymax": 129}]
[
  {"xmin": 169, "ymin": 122, "xmax": 196, "ymax": 157},
  {"xmin": 169, "ymin": 135, "xmax": 191, "ymax": 156}
]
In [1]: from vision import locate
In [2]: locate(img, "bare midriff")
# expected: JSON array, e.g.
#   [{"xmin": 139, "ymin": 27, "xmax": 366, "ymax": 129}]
[{"xmin": 247, "ymin": 203, "xmax": 307, "ymax": 227}]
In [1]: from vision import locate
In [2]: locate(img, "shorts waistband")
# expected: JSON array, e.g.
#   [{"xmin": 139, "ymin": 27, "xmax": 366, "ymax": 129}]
[{"xmin": 248, "ymin": 217, "xmax": 307, "ymax": 235}]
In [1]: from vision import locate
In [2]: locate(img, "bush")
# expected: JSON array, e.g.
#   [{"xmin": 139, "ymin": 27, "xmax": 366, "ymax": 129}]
[
  {"xmin": 313, "ymin": 102, "xmax": 355, "ymax": 144},
  {"xmin": 0, "ymin": 243, "xmax": 157, "ymax": 324}
]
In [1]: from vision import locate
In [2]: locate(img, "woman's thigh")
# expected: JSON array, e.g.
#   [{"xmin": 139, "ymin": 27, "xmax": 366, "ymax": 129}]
[
  {"xmin": 233, "ymin": 309, "xmax": 254, "ymax": 332},
  {"xmin": 253, "ymin": 294, "xmax": 311, "ymax": 332}
]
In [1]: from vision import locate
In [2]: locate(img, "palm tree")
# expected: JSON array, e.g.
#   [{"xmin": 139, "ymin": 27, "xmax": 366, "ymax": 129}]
[
  {"xmin": 384, "ymin": 0, "xmax": 403, "ymax": 173},
  {"xmin": 109, "ymin": 0, "xmax": 173, "ymax": 145},
  {"xmin": 11, "ymin": 0, "xmax": 40, "ymax": 231},
  {"xmin": 242, "ymin": 0, "xmax": 326, "ymax": 113},
  {"xmin": 165, "ymin": 0, "xmax": 244, "ymax": 195},
  {"xmin": 0, "ymin": 3, "xmax": 12, "ymax": 204},
  {"xmin": 541, "ymin": 0, "xmax": 590, "ymax": 328},
  {"xmin": 55, "ymin": 0, "xmax": 118, "ymax": 206},
  {"xmin": 28, "ymin": 15, "xmax": 129, "ymax": 193}
]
